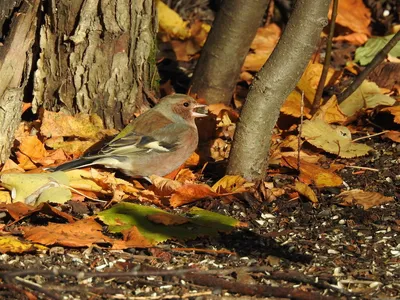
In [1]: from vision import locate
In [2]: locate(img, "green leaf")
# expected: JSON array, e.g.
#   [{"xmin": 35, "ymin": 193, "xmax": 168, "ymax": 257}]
[
  {"xmin": 355, "ymin": 34, "xmax": 400, "ymax": 65},
  {"xmin": 97, "ymin": 203, "xmax": 242, "ymax": 244}
]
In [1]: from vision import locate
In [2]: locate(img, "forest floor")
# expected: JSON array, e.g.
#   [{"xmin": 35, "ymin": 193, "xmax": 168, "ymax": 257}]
[
  {"xmin": 1, "ymin": 1, "xmax": 400, "ymax": 299},
  {"xmin": 1, "ymin": 138, "xmax": 399, "ymax": 299}
]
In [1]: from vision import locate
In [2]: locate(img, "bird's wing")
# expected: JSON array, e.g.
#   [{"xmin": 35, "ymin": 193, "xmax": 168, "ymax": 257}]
[{"xmin": 98, "ymin": 123, "xmax": 192, "ymax": 157}]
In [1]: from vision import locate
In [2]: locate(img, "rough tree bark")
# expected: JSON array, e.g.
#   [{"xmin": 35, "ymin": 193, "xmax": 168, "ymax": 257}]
[
  {"xmin": 0, "ymin": 0, "xmax": 39, "ymax": 162},
  {"xmin": 227, "ymin": 0, "xmax": 331, "ymax": 181},
  {"xmin": 0, "ymin": 0, "xmax": 157, "ymax": 163},
  {"xmin": 190, "ymin": 0, "xmax": 269, "ymax": 105},
  {"xmin": 33, "ymin": 0, "xmax": 157, "ymax": 129}
]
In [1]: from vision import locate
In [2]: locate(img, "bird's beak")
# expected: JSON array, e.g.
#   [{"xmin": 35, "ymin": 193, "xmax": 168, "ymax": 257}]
[{"xmin": 192, "ymin": 104, "xmax": 208, "ymax": 118}]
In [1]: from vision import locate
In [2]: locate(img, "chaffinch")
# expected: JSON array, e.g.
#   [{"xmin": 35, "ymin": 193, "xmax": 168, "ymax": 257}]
[{"xmin": 52, "ymin": 94, "xmax": 207, "ymax": 177}]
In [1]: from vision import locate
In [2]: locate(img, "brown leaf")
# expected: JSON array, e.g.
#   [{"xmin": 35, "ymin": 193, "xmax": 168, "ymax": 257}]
[
  {"xmin": 22, "ymin": 218, "xmax": 112, "ymax": 247},
  {"xmin": 331, "ymin": 0, "xmax": 371, "ymax": 35},
  {"xmin": 282, "ymin": 156, "xmax": 343, "ymax": 188},
  {"xmin": 147, "ymin": 213, "xmax": 189, "ymax": 226},
  {"xmin": 383, "ymin": 130, "xmax": 400, "ymax": 142},
  {"xmin": 170, "ymin": 184, "xmax": 218, "ymax": 207},
  {"xmin": 0, "ymin": 202, "xmax": 34, "ymax": 221},
  {"xmin": 112, "ymin": 226, "xmax": 153, "ymax": 249},
  {"xmin": 337, "ymin": 189, "xmax": 394, "ymax": 210}
]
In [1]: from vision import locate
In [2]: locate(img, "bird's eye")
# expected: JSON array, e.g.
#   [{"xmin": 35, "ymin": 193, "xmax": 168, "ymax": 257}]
[{"xmin": 183, "ymin": 102, "xmax": 189, "ymax": 107}]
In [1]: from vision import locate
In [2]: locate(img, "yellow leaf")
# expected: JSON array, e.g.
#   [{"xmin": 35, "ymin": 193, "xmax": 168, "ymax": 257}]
[
  {"xmin": 294, "ymin": 181, "xmax": 318, "ymax": 203},
  {"xmin": 157, "ymin": 0, "xmax": 190, "ymax": 40}
]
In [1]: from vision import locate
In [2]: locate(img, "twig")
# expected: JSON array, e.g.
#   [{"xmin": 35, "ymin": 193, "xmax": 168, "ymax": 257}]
[
  {"xmin": 337, "ymin": 30, "xmax": 400, "ymax": 103},
  {"xmin": 14, "ymin": 276, "xmax": 61, "ymax": 300},
  {"xmin": 345, "ymin": 165, "xmax": 379, "ymax": 172},
  {"xmin": 351, "ymin": 130, "xmax": 389, "ymax": 142},
  {"xmin": 297, "ymin": 91, "xmax": 305, "ymax": 172},
  {"xmin": 311, "ymin": 0, "xmax": 338, "ymax": 114}
]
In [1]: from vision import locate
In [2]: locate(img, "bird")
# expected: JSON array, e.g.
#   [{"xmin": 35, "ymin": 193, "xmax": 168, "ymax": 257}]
[{"xmin": 51, "ymin": 94, "xmax": 207, "ymax": 177}]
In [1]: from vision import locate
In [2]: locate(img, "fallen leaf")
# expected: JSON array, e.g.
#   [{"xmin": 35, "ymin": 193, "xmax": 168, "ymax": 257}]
[
  {"xmin": 339, "ymin": 81, "xmax": 396, "ymax": 116},
  {"xmin": 293, "ymin": 181, "xmax": 318, "ymax": 203},
  {"xmin": 337, "ymin": 189, "xmax": 394, "ymax": 210},
  {"xmin": 147, "ymin": 213, "xmax": 189, "ymax": 226},
  {"xmin": 22, "ymin": 218, "xmax": 112, "ymax": 247},
  {"xmin": 157, "ymin": 0, "xmax": 190, "ymax": 40},
  {"xmin": 297, "ymin": 63, "xmax": 335, "ymax": 104},
  {"xmin": 383, "ymin": 130, "xmax": 400, "ymax": 142},
  {"xmin": 243, "ymin": 24, "xmax": 281, "ymax": 72},
  {"xmin": 381, "ymin": 106, "xmax": 400, "ymax": 124},
  {"xmin": 302, "ymin": 118, "xmax": 372, "ymax": 158},
  {"xmin": 0, "ymin": 235, "xmax": 40, "ymax": 254},
  {"xmin": 314, "ymin": 96, "xmax": 348, "ymax": 124},
  {"xmin": 170, "ymin": 184, "xmax": 218, "ymax": 207},
  {"xmin": 112, "ymin": 226, "xmax": 153, "ymax": 249},
  {"xmin": 282, "ymin": 156, "xmax": 343, "ymax": 188},
  {"xmin": 212, "ymin": 175, "xmax": 253, "ymax": 193},
  {"xmin": 332, "ymin": 0, "xmax": 371, "ymax": 36}
]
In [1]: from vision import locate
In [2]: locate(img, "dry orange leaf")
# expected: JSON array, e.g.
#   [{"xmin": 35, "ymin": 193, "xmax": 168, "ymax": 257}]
[
  {"xmin": 331, "ymin": 0, "xmax": 371, "ymax": 36},
  {"xmin": 281, "ymin": 90, "xmax": 312, "ymax": 118},
  {"xmin": 294, "ymin": 181, "xmax": 318, "ymax": 203},
  {"xmin": 1, "ymin": 159, "xmax": 25, "ymax": 173},
  {"xmin": 381, "ymin": 106, "xmax": 400, "ymax": 124},
  {"xmin": 18, "ymin": 135, "xmax": 48, "ymax": 162},
  {"xmin": 282, "ymin": 156, "xmax": 343, "ymax": 188},
  {"xmin": 384, "ymin": 130, "xmax": 400, "ymax": 142},
  {"xmin": 112, "ymin": 226, "xmax": 153, "ymax": 249},
  {"xmin": 337, "ymin": 189, "xmax": 394, "ymax": 210},
  {"xmin": 314, "ymin": 96, "xmax": 347, "ymax": 124},
  {"xmin": 175, "ymin": 168, "xmax": 196, "ymax": 184},
  {"xmin": 212, "ymin": 175, "xmax": 254, "ymax": 194},
  {"xmin": 333, "ymin": 32, "xmax": 369, "ymax": 46},
  {"xmin": 243, "ymin": 23, "xmax": 281, "ymax": 72},
  {"xmin": 22, "ymin": 218, "xmax": 112, "ymax": 247},
  {"xmin": 170, "ymin": 184, "xmax": 218, "ymax": 207}
]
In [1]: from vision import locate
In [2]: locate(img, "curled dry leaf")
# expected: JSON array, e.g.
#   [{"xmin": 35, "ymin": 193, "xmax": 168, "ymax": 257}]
[
  {"xmin": 282, "ymin": 156, "xmax": 343, "ymax": 188},
  {"xmin": 337, "ymin": 189, "xmax": 394, "ymax": 210},
  {"xmin": 210, "ymin": 138, "xmax": 231, "ymax": 161},
  {"xmin": 212, "ymin": 175, "xmax": 254, "ymax": 194},
  {"xmin": 22, "ymin": 218, "xmax": 112, "ymax": 247},
  {"xmin": 170, "ymin": 184, "xmax": 218, "ymax": 208},
  {"xmin": 302, "ymin": 118, "xmax": 372, "ymax": 158},
  {"xmin": 293, "ymin": 181, "xmax": 318, "ymax": 203},
  {"xmin": 339, "ymin": 81, "xmax": 396, "ymax": 117}
]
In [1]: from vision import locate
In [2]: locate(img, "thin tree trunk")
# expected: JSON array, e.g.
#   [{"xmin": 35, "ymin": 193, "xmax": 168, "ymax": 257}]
[
  {"xmin": 227, "ymin": 0, "xmax": 331, "ymax": 181},
  {"xmin": 190, "ymin": 0, "xmax": 269, "ymax": 105},
  {"xmin": 32, "ymin": 0, "xmax": 157, "ymax": 130},
  {"xmin": 0, "ymin": 0, "xmax": 40, "ymax": 163}
]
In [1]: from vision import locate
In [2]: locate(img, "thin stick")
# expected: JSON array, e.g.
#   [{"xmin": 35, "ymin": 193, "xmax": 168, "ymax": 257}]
[
  {"xmin": 297, "ymin": 91, "xmax": 305, "ymax": 172},
  {"xmin": 345, "ymin": 165, "xmax": 379, "ymax": 172},
  {"xmin": 351, "ymin": 130, "xmax": 389, "ymax": 142},
  {"xmin": 311, "ymin": 0, "xmax": 338, "ymax": 114},
  {"xmin": 337, "ymin": 30, "xmax": 400, "ymax": 103}
]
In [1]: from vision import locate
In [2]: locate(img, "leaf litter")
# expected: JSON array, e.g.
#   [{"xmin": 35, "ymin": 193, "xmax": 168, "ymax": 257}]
[{"xmin": 0, "ymin": 1, "xmax": 400, "ymax": 299}]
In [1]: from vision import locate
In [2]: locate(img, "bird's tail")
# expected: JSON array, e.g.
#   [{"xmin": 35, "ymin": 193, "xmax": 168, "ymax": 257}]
[{"xmin": 49, "ymin": 157, "xmax": 98, "ymax": 172}]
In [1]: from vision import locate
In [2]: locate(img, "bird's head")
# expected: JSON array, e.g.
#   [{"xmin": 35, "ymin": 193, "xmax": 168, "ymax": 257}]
[{"xmin": 159, "ymin": 94, "xmax": 207, "ymax": 122}]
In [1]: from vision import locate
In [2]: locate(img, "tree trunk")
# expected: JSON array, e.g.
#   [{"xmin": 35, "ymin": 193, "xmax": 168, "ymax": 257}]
[
  {"xmin": 190, "ymin": 0, "xmax": 269, "ymax": 105},
  {"xmin": 227, "ymin": 0, "xmax": 331, "ymax": 181},
  {"xmin": 33, "ymin": 0, "xmax": 158, "ymax": 129},
  {"xmin": 0, "ymin": 0, "xmax": 40, "ymax": 163},
  {"xmin": 0, "ymin": 0, "xmax": 157, "ymax": 164}
]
